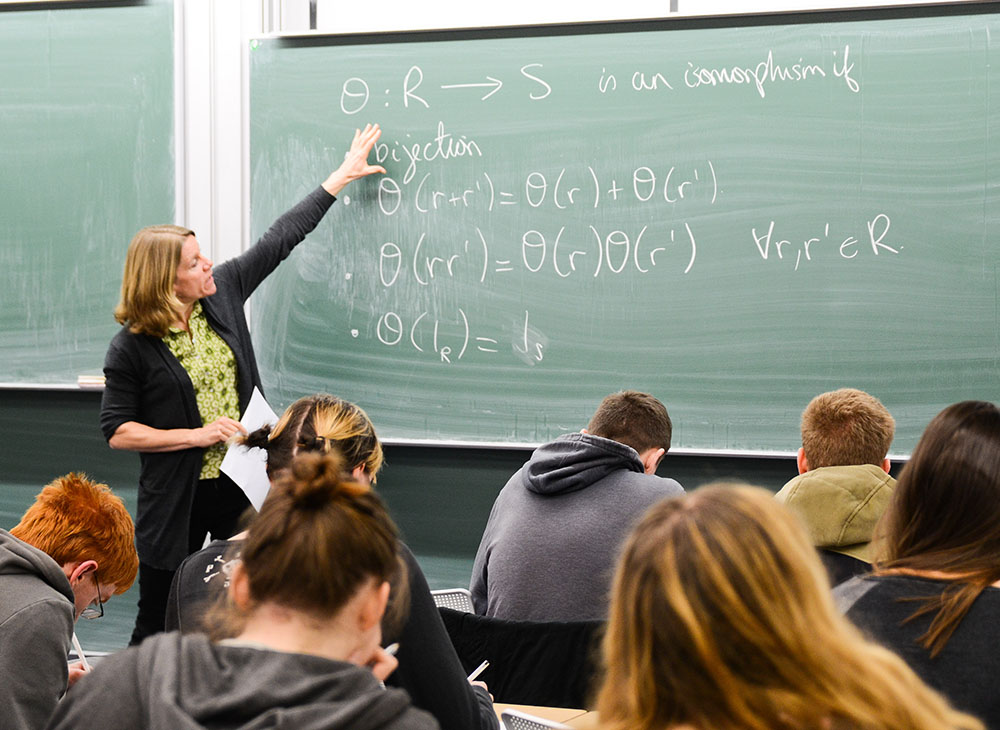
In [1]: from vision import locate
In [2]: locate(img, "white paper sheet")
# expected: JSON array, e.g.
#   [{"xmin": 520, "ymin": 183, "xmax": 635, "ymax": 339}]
[{"xmin": 221, "ymin": 387, "xmax": 278, "ymax": 511}]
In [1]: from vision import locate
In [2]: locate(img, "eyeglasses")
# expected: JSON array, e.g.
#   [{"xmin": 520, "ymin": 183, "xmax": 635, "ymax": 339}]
[{"xmin": 80, "ymin": 572, "xmax": 104, "ymax": 620}]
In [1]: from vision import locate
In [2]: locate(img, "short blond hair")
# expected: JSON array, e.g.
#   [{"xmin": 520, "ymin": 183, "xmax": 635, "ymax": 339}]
[
  {"xmin": 113, "ymin": 224, "xmax": 193, "ymax": 337},
  {"xmin": 801, "ymin": 388, "xmax": 894, "ymax": 468}
]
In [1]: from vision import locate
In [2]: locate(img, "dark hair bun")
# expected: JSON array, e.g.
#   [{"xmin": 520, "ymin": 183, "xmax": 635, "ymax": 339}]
[
  {"xmin": 287, "ymin": 450, "xmax": 358, "ymax": 511},
  {"xmin": 242, "ymin": 424, "xmax": 274, "ymax": 450}
]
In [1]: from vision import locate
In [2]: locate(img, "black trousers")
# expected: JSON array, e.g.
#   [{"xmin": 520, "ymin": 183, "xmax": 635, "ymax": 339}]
[{"xmin": 129, "ymin": 474, "xmax": 252, "ymax": 646}]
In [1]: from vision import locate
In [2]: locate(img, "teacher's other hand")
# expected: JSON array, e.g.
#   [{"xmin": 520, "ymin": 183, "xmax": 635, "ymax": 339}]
[
  {"xmin": 193, "ymin": 417, "xmax": 247, "ymax": 447},
  {"xmin": 322, "ymin": 123, "xmax": 387, "ymax": 197}
]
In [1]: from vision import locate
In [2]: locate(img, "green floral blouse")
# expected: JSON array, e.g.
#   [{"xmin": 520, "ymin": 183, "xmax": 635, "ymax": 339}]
[{"xmin": 163, "ymin": 301, "xmax": 240, "ymax": 479}]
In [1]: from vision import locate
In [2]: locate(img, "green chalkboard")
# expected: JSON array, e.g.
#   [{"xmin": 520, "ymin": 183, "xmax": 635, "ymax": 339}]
[
  {"xmin": 249, "ymin": 5, "xmax": 1000, "ymax": 454},
  {"xmin": 0, "ymin": 0, "xmax": 174, "ymax": 385}
]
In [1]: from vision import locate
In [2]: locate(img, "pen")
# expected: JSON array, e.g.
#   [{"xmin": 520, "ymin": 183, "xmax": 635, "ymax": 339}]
[
  {"xmin": 71, "ymin": 633, "xmax": 91, "ymax": 673},
  {"xmin": 467, "ymin": 659, "xmax": 489, "ymax": 681},
  {"xmin": 384, "ymin": 642, "xmax": 399, "ymax": 656}
]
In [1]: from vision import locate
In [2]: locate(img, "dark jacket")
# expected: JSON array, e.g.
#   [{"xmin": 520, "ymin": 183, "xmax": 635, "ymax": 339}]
[
  {"xmin": 166, "ymin": 541, "xmax": 498, "ymax": 730},
  {"xmin": 100, "ymin": 188, "xmax": 336, "ymax": 569},
  {"xmin": 46, "ymin": 632, "xmax": 439, "ymax": 730},
  {"xmin": 0, "ymin": 529, "xmax": 76, "ymax": 730},
  {"xmin": 836, "ymin": 574, "xmax": 1000, "ymax": 729},
  {"xmin": 471, "ymin": 432, "xmax": 684, "ymax": 621}
]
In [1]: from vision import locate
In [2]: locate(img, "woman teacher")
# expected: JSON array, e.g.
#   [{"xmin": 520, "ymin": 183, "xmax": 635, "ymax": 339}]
[{"xmin": 100, "ymin": 124, "xmax": 385, "ymax": 644}]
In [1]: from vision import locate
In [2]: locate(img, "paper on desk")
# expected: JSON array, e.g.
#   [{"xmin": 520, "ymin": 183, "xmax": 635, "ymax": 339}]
[{"xmin": 221, "ymin": 387, "xmax": 277, "ymax": 511}]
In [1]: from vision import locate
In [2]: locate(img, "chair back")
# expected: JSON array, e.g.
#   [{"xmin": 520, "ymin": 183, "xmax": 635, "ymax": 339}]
[
  {"xmin": 431, "ymin": 587, "xmax": 475, "ymax": 613},
  {"xmin": 439, "ymin": 606, "xmax": 603, "ymax": 707}
]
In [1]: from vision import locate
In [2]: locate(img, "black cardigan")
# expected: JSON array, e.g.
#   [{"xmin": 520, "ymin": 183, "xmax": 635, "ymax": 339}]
[{"xmin": 100, "ymin": 187, "xmax": 336, "ymax": 570}]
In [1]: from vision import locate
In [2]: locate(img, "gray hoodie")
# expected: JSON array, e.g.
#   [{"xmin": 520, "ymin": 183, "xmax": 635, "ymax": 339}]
[
  {"xmin": 470, "ymin": 432, "xmax": 683, "ymax": 621},
  {"xmin": 0, "ymin": 528, "xmax": 76, "ymax": 730},
  {"xmin": 46, "ymin": 632, "xmax": 439, "ymax": 730}
]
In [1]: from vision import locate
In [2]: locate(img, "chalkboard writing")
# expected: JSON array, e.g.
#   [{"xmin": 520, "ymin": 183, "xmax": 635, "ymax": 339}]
[
  {"xmin": 0, "ymin": 0, "xmax": 174, "ymax": 385},
  {"xmin": 249, "ymin": 7, "xmax": 1000, "ymax": 453}
]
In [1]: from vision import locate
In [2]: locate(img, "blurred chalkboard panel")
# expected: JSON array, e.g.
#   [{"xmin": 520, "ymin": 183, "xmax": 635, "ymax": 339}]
[
  {"xmin": 0, "ymin": 0, "xmax": 173, "ymax": 385},
  {"xmin": 249, "ymin": 5, "xmax": 1000, "ymax": 453}
]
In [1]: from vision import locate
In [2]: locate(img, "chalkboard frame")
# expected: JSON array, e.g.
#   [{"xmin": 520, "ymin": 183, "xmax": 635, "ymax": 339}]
[{"xmin": 246, "ymin": 1, "xmax": 1000, "ymax": 456}]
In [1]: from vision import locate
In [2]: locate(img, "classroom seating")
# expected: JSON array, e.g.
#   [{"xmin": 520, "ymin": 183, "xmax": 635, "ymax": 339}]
[
  {"xmin": 431, "ymin": 588, "xmax": 475, "ymax": 613},
  {"xmin": 438, "ymin": 606, "xmax": 603, "ymax": 708}
]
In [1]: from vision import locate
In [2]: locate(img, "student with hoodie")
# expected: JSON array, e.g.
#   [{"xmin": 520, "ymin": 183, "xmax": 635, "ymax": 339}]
[
  {"xmin": 47, "ymin": 452, "xmax": 437, "ymax": 730},
  {"xmin": 470, "ymin": 390, "xmax": 683, "ymax": 621},
  {"xmin": 165, "ymin": 394, "xmax": 497, "ymax": 730},
  {"xmin": 775, "ymin": 388, "xmax": 896, "ymax": 585},
  {"xmin": 0, "ymin": 473, "xmax": 138, "ymax": 730}
]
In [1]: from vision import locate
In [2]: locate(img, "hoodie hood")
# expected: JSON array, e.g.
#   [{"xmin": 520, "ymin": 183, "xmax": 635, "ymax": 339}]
[
  {"xmin": 130, "ymin": 633, "xmax": 430, "ymax": 730},
  {"xmin": 0, "ymin": 528, "xmax": 74, "ymax": 605},
  {"xmin": 775, "ymin": 464, "xmax": 896, "ymax": 561},
  {"xmin": 523, "ymin": 432, "xmax": 644, "ymax": 496}
]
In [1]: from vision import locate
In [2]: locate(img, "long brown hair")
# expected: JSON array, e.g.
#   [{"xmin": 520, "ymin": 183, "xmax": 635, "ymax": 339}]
[
  {"xmin": 596, "ymin": 485, "xmax": 983, "ymax": 730},
  {"xmin": 875, "ymin": 400, "xmax": 1000, "ymax": 655},
  {"xmin": 114, "ymin": 224, "xmax": 193, "ymax": 337}
]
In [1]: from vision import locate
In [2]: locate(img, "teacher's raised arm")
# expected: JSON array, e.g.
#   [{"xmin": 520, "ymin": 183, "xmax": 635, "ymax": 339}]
[{"xmin": 100, "ymin": 124, "xmax": 385, "ymax": 646}]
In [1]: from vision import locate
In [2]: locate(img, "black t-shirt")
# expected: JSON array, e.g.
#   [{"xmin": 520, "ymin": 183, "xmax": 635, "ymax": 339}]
[{"xmin": 836, "ymin": 574, "xmax": 1000, "ymax": 728}]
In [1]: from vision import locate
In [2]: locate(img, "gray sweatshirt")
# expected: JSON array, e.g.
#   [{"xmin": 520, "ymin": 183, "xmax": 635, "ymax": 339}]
[
  {"xmin": 470, "ymin": 432, "xmax": 684, "ymax": 621},
  {"xmin": 46, "ymin": 632, "xmax": 439, "ymax": 730},
  {"xmin": 0, "ymin": 529, "xmax": 75, "ymax": 730}
]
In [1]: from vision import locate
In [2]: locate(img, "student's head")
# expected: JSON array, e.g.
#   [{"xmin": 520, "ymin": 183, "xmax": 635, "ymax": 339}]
[
  {"xmin": 10, "ymin": 473, "xmax": 138, "ymax": 620},
  {"xmin": 799, "ymin": 388, "xmax": 895, "ymax": 471},
  {"xmin": 597, "ymin": 484, "xmax": 982, "ymax": 730},
  {"xmin": 586, "ymin": 391, "xmax": 671, "ymax": 471},
  {"xmin": 114, "ymin": 224, "xmax": 196, "ymax": 337},
  {"xmin": 876, "ymin": 400, "xmax": 1000, "ymax": 655},
  {"xmin": 242, "ymin": 394, "xmax": 383, "ymax": 483},
  {"xmin": 231, "ymin": 451, "xmax": 399, "ymax": 629}
]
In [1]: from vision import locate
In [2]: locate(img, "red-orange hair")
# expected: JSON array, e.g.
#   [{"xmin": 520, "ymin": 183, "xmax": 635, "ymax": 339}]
[{"xmin": 11, "ymin": 473, "xmax": 138, "ymax": 594}]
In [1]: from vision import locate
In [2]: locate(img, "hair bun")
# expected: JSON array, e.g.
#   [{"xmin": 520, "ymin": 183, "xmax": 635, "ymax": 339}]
[
  {"xmin": 242, "ymin": 424, "xmax": 274, "ymax": 450},
  {"xmin": 288, "ymin": 450, "xmax": 351, "ymax": 511}
]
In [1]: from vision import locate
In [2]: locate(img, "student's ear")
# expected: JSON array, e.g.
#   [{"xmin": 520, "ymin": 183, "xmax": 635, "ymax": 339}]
[
  {"xmin": 64, "ymin": 559, "xmax": 98, "ymax": 586},
  {"xmin": 351, "ymin": 464, "xmax": 371, "ymax": 485},
  {"xmin": 881, "ymin": 457, "xmax": 891, "ymax": 474},
  {"xmin": 228, "ymin": 561, "xmax": 252, "ymax": 610},
  {"xmin": 640, "ymin": 447, "xmax": 666, "ymax": 475},
  {"xmin": 580, "ymin": 428, "xmax": 589, "ymax": 434},
  {"xmin": 358, "ymin": 580, "xmax": 391, "ymax": 632},
  {"xmin": 797, "ymin": 447, "xmax": 810, "ymax": 475}
]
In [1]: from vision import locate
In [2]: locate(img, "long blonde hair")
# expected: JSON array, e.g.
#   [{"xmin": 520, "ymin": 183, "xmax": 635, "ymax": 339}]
[
  {"xmin": 596, "ymin": 485, "xmax": 983, "ymax": 730},
  {"xmin": 114, "ymin": 224, "xmax": 193, "ymax": 336}
]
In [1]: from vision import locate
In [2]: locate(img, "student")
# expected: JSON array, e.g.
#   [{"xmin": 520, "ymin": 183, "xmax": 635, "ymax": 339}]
[
  {"xmin": 775, "ymin": 388, "xmax": 896, "ymax": 585},
  {"xmin": 47, "ymin": 452, "xmax": 437, "ymax": 730},
  {"xmin": 470, "ymin": 390, "xmax": 683, "ymax": 621},
  {"xmin": 166, "ymin": 394, "xmax": 498, "ymax": 730},
  {"xmin": 836, "ymin": 400, "xmax": 1000, "ymax": 728},
  {"xmin": 0, "ymin": 473, "xmax": 137, "ymax": 730},
  {"xmin": 101, "ymin": 124, "xmax": 385, "ymax": 646},
  {"xmin": 596, "ymin": 485, "xmax": 983, "ymax": 730}
]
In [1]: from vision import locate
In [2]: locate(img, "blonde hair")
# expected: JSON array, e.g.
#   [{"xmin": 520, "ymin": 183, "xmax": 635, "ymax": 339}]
[
  {"xmin": 242, "ymin": 394, "xmax": 383, "ymax": 482},
  {"xmin": 596, "ymin": 484, "xmax": 983, "ymax": 730},
  {"xmin": 114, "ymin": 224, "xmax": 193, "ymax": 337},
  {"xmin": 801, "ymin": 388, "xmax": 895, "ymax": 468}
]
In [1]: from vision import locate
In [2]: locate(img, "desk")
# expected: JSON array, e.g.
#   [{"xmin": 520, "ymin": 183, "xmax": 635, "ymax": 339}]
[{"xmin": 494, "ymin": 703, "xmax": 596, "ymax": 728}]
